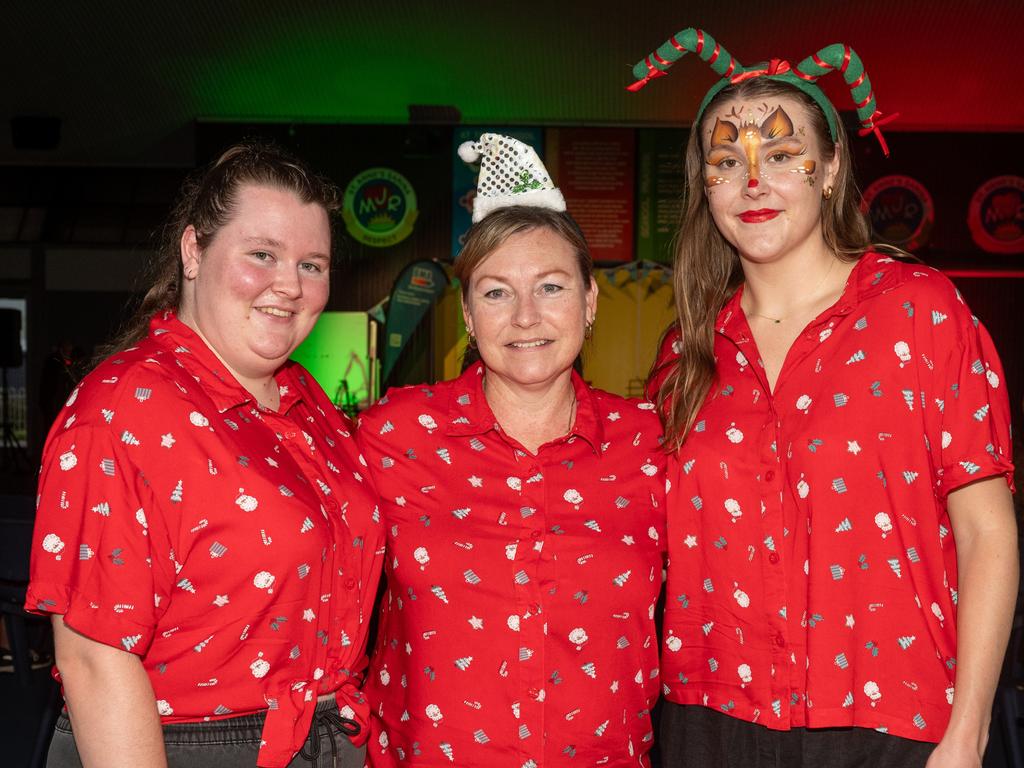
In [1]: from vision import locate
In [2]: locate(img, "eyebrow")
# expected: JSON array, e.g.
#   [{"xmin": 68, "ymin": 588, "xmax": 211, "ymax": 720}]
[
  {"xmin": 243, "ymin": 236, "xmax": 285, "ymax": 248},
  {"xmin": 474, "ymin": 268, "xmax": 573, "ymax": 283},
  {"xmin": 244, "ymin": 236, "xmax": 330, "ymax": 261},
  {"xmin": 761, "ymin": 137, "xmax": 805, "ymax": 150}
]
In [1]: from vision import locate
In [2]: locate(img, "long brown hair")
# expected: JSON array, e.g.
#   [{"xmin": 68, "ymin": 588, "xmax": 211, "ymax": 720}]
[
  {"xmin": 654, "ymin": 78, "xmax": 871, "ymax": 451},
  {"xmin": 99, "ymin": 140, "xmax": 339, "ymax": 358}
]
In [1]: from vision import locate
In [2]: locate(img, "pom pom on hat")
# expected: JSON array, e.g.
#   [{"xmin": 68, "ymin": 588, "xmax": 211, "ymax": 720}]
[
  {"xmin": 459, "ymin": 133, "xmax": 566, "ymax": 223},
  {"xmin": 457, "ymin": 141, "xmax": 480, "ymax": 164}
]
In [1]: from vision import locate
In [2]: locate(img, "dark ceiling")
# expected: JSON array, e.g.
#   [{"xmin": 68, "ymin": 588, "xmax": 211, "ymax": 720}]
[{"xmin": 5, "ymin": 1, "xmax": 1023, "ymax": 166}]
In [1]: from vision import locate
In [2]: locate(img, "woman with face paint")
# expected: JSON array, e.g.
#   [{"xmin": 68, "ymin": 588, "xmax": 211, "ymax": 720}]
[{"xmin": 630, "ymin": 29, "xmax": 1017, "ymax": 768}]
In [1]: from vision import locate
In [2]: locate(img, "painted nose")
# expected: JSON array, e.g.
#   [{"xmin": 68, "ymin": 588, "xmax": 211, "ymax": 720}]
[{"xmin": 743, "ymin": 176, "xmax": 769, "ymax": 198}]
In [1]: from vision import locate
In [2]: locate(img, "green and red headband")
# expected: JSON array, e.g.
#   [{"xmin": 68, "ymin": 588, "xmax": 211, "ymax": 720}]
[{"xmin": 627, "ymin": 28, "xmax": 897, "ymax": 156}]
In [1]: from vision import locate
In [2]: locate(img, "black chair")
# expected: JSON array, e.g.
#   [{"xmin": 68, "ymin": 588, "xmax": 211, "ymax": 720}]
[{"xmin": 0, "ymin": 499, "xmax": 62, "ymax": 768}]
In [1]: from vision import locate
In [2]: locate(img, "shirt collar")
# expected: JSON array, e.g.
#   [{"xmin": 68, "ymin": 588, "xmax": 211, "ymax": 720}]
[
  {"xmin": 443, "ymin": 362, "xmax": 605, "ymax": 456},
  {"xmin": 716, "ymin": 251, "xmax": 905, "ymax": 338},
  {"xmin": 147, "ymin": 310, "xmax": 304, "ymax": 415}
]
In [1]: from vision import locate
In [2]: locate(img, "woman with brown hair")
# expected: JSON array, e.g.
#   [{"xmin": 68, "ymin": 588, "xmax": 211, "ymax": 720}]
[
  {"xmin": 631, "ymin": 28, "xmax": 1017, "ymax": 768},
  {"xmin": 27, "ymin": 142, "xmax": 383, "ymax": 767},
  {"xmin": 357, "ymin": 134, "xmax": 666, "ymax": 767}
]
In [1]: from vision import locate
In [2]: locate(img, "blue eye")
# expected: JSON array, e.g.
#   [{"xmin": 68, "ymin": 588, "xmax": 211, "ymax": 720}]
[
  {"xmin": 541, "ymin": 283, "xmax": 564, "ymax": 294},
  {"xmin": 483, "ymin": 288, "xmax": 506, "ymax": 299}
]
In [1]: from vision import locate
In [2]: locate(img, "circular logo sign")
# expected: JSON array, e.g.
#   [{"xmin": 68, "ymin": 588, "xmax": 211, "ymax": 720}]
[
  {"xmin": 968, "ymin": 175, "xmax": 1024, "ymax": 254},
  {"xmin": 342, "ymin": 168, "xmax": 418, "ymax": 248},
  {"xmin": 862, "ymin": 175, "xmax": 934, "ymax": 251}
]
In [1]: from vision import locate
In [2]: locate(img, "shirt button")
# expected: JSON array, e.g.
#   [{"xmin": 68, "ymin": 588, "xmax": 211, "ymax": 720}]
[
  {"xmin": 768, "ymin": 552, "xmax": 780, "ymax": 565},
  {"xmin": 344, "ymin": 578, "xmax": 356, "ymax": 590},
  {"xmin": 775, "ymin": 634, "xmax": 786, "ymax": 648},
  {"xmin": 527, "ymin": 687, "xmax": 540, "ymax": 699},
  {"xmin": 765, "ymin": 470, "xmax": 775, "ymax": 482},
  {"xmin": 530, "ymin": 530, "xmax": 541, "ymax": 539},
  {"xmin": 325, "ymin": 499, "xmax": 339, "ymax": 512},
  {"xmin": 529, "ymin": 603, "xmax": 540, "ymax": 614}
]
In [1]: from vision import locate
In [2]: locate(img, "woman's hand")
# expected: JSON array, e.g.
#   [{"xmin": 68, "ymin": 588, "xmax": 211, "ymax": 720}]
[
  {"xmin": 925, "ymin": 736, "xmax": 982, "ymax": 767},
  {"xmin": 53, "ymin": 615, "xmax": 168, "ymax": 768}
]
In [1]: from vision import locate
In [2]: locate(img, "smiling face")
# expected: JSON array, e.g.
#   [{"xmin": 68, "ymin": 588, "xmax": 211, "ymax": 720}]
[
  {"xmin": 702, "ymin": 94, "xmax": 838, "ymax": 264},
  {"xmin": 178, "ymin": 183, "xmax": 331, "ymax": 392},
  {"xmin": 462, "ymin": 226, "xmax": 597, "ymax": 394}
]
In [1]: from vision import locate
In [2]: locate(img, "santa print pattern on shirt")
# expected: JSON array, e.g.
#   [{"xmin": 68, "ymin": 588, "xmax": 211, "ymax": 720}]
[
  {"xmin": 26, "ymin": 311, "xmax": 384, "ymax": 768},
  {"xmin": 652, "ymin": 253, "xmax": 1014, "ymax": 743},
  {"xmin": 356, "ymin": 363, "xmax": 667, "ymax": 767}
]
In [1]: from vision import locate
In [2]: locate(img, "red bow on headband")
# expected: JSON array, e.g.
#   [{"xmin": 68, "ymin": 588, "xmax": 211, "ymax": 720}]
[{"xmin": 729, "ymin": 58, "xmax": 791, "ymax": 84}]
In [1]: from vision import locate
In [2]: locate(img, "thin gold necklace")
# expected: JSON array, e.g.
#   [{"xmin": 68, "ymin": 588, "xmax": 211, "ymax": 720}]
[
  {"xmin": 746, "ymin": 257, "xmax": 837, "ymax": 324},
  {"xmin": 483, "ymin": 376, "xmax": 578, "ymax": 435}
]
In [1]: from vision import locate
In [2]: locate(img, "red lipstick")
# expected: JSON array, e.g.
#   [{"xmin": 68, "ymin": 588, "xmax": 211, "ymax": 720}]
[{"xmin": 738, "ymin": 209, "xmax": 780, "ymax": 223}]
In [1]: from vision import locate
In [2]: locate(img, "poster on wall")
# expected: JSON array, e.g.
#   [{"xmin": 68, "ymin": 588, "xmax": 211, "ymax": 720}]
[
  {"xmin": 342, "ymin": 167, "xmax": 419, "ymax": 248},
  {"xmin": 861, "ymin": 175, "xmax": 935, "ymax": 252},
  {"xmin": 968, "ymin": 175, "xmax": 1024, "ymax": 255},
  {"xmin": 452, "ymin": 127, "xmax": 543, "ymax": 258},
  {"xmin": 548, "ymin": 128, "xmax": 635, "ymax": 262},
  {"xmin": 382, "ymin": 260, "xmax": 449, "ymax": 380},
  {"xmin": 635, "ymin": 129, "xmax": 687, "ymax": 264}
]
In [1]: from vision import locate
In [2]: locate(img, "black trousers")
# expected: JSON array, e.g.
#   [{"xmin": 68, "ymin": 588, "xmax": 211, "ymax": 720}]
[{"xmin": 658, "ymin": 701, "xmax": 936, "ymax": 768}]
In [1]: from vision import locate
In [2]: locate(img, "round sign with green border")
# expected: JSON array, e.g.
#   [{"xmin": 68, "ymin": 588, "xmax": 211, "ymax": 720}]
[{"xmin": 342, "ymin": 168, "xmax": 418, "ymax": 248}]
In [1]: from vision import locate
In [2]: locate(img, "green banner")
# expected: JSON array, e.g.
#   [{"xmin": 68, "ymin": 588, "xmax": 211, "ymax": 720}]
[
  {"xmin": 635, "ymin": 129, "xmax": 688, "ymax": 264},
  {"xmin": 382, "ymin": 260, "xmax": 449, "ymax": 380}
]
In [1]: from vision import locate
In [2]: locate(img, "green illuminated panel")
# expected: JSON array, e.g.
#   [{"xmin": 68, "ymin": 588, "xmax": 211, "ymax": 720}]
[{"xmin": 289, "ymin": 312, "xmax": 371, "ymax": 412}]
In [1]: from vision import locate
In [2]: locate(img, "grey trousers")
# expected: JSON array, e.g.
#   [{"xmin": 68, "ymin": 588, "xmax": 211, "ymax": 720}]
[{"xmin": 47, "ymin": 697, "xmax": 365, "ymax": 768}]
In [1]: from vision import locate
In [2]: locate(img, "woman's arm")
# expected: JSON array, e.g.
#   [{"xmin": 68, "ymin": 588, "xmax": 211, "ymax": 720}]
[
  {"xmin": 53, "ymin": 615, "xmax": 168, "ymax": 768},
  {"xmin": 928, "ymin": 476, "xmax": 1018, "ymax": 768}
]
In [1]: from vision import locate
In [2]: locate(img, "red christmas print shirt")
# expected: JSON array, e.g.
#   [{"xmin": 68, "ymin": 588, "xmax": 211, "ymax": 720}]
[
  {"xmin": 26, "ymin": 312, "xmax": 384, "ymax": 767},
  {"xmin": 357, "ymin": 363, "xmax": 667, "ymax": 767},
  {"xmin": 651, "ymin": 253, "xmax": 1014, "ymax": 743}
]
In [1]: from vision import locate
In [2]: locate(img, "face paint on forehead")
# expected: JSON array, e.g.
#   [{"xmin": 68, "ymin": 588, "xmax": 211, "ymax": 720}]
[
  {"xmin": 760, "ymin": 107, "xmax": 795, "ymax": 139},
  {"xmin": 710, "ymin": 118, "xmax": 738, "ymax": 147},
  {"xmin": 704, "ymin": 103, "xmax": 809, "ymax": 189}
]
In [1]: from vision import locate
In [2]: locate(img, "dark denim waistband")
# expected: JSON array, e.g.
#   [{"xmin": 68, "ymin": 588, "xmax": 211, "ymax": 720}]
[{"xmin": 57, "ymin": 696, "xmax": 348, "ymax": 748}]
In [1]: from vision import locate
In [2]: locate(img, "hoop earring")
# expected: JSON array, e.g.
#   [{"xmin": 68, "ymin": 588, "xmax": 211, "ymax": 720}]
[
  {"xmin": 823, "ymin": 186, "xmax": 834, "ymax": 200},
  {"xmin": 584, "ymin": 322, "xmax": 594, "ymax": 340},
  {"xmin": 466, "ymin": 333, "xmax": 477, "ymax": 350}
]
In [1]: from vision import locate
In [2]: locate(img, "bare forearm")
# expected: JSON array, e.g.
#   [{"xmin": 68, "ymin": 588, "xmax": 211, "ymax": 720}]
[
  {"xmin": 947, "ymin": 533, "xmax": 1016, "ymax": 745},
  {"xmin": 53, "ymin": 616, "xmax": 168, "ymax": 768},
  {"xmin": 939, "ymin": 478, "xmax": 1018, "ymax": 759}
]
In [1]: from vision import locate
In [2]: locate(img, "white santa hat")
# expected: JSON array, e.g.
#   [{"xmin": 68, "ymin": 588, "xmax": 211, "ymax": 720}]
[{"xmin": 458, "ymin": 133, "xmax": 566, "ymax": 223}]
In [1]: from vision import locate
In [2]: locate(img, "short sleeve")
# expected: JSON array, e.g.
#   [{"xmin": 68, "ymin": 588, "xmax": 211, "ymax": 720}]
[
  {"xmin": 26, "ymin": 423, "xmax": 174, "ymax": 656},
  {"xmin": 934, "ymin": 316, "xmax": 1014, "ymax": 499}
]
